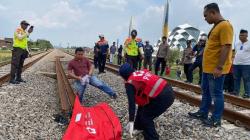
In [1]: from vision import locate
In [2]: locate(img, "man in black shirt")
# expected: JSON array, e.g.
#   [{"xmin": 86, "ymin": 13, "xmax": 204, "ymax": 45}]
[
  {"xmin": 188, "ymin": 37, "xmax": 206, "ymax": 84},
  {"xmin": 143, "ymin": 40, "xmax": 154, "ymax": 71},
  {"xmin": 93, "ymin": 43, "xmax": 99, "ymax": 69},
  {"xmin": 117, "ymin": 45, "xmax": 123, "ymax": 65}
]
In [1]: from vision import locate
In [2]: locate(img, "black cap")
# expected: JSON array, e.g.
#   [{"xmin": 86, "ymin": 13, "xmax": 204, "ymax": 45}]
[
  {"xmin": 20, "ymin": 20, "xmax": 30, "ymax": 25},
  {"xmin": 131, "ymin": 29, "xmax": 137, "ymax": 36}
]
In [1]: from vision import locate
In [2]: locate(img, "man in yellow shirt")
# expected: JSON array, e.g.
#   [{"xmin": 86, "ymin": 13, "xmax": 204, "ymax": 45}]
[
  {"xmin": 188, "ymin": 3, "xmax": 233, "ymax": 127},
  {"xmin": 10, "ymin": 20, "xmax": 33, "ymax": 84}
]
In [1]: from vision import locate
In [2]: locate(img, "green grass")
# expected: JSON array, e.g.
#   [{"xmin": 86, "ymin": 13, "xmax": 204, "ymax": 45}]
[
  {"xmin": 0, "ymin": 50, "xmax": 12, "ymax": 62},
  {"xmin": 0, "ymin": 50, "xmax": 44, "ymax": 63}
]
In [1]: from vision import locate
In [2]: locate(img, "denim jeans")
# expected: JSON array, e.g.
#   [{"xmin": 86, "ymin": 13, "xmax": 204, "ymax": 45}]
[
  {"xmin": 233, "ymin": 65, "xmax": 250, "ymax": 97},
  {"xmin": 199, "ymin": 73, "xmax": 225, "ymax": 120},
  {"xmin": 73, "ymin": 75, "xmax": 115, "ymax": 103}
]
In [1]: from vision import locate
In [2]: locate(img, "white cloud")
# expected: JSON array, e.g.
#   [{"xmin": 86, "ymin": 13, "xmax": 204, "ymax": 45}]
[
  {"xmin": 0, "ymin": 4, "xmax": 7, "ymax": 10},
  {"xmin": 28, "ymin": 1, "xmax": 83, "ymax": 28},
  {"xmin": 88, "ymin": 0, "xmax": 128, "ymax": 11},
  {"xmin": 144, "ymin": 5, "xmax": 164, "ymax": 18}
]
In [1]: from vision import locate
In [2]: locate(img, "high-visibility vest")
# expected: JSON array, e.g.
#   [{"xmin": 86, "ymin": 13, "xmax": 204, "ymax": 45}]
[
  {"xmin": 127, "ymin": 69, "xmax": 167, "ymax": 106},
  {"xmin": 124, "ymin": 38, "xmax": 142, "ymax": 56},
  {"xmin": 13, "ymin": 27, "xmax": 28, "ymax": 50}
]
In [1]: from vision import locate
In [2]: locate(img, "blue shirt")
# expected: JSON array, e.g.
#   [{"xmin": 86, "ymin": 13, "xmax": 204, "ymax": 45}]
[{"xmin": 97, "ymin": 40, "xmax": 109, "ymax": 54}]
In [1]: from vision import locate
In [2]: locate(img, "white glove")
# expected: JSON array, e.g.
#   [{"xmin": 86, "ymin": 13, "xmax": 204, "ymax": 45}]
[
  {"xmin": 80, "ymin": 75, "xmax": 90, "ymax": 85},
  {"xmin": 125, "ymin": 122, "xmax": 134, "ymax": 138}
]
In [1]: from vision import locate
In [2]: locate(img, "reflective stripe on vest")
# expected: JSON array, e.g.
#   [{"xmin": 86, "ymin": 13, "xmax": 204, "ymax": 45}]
[
  {"xmin": 148, "ymin": 78, "xmax": 164, "ymax": 97},
  {"xmin": 13, "ymin": 28, "xmax": 28, "ymax": 50}
]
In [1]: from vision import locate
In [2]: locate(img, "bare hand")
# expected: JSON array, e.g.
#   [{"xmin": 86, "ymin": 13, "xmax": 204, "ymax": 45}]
[
  {"xmin": 140, "ymin": 55, "xmax": 144, "ymax": 60},
  {"xmin": 28, "ymin": 27, "xmax": 33, "ymax": 33},
  {"xmin": 77, "ymin": 76, "xmax": 82, "ymax": 80},
  {"xmin": 213, "ymin": 68, "xmax": 223, "ymax": 78}
]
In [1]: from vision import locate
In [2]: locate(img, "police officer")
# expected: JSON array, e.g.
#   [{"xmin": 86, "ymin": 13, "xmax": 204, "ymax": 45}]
[
  {"xmin": 143, "ymin": 40, "xmax": 154, "ymax": 71},
  {"xmin": 123, "ymin": 30, "xmax": 144, "ymax": 70},
  {"xmin": 119, "ymin": 63, "xmax": 175, "ymax": 140},
  {"xmin": 10, "ymin": 20, "xmax": 33, "ymax": 84}
]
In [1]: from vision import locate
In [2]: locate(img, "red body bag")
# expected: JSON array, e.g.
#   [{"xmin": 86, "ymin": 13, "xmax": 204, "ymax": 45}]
[{"xmin": 63, "ymin": 97, "xmax": 122, "ymax": 140}]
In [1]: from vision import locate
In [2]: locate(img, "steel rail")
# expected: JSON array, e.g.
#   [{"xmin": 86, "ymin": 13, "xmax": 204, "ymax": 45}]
[
  {"xmin": 63, "ymin": 50, "xmax": 250, "ymax": 129},
  {"xmin": 55, "ymin": 57, "xmax": 75, "ymax": 113},
  {"xmin": 64, "ymin": 51, "xmax": 250, "ymax": 109},
  {"xmin": 0, "ymin": 51, "xmax": 50, "ymax": 86},
  {"xmin": 0, "ymin": 51, "xmax": 47, "ymax": 68},
  {"xmin": 101, "ymin": 61, "xmax": 250, "ymax": 130}
]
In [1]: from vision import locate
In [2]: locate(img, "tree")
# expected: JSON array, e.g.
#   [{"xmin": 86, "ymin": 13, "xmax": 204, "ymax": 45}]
[
  {"xmin": 167, "ymin": 48, "xmax": 181, "ymax": 65},
  {"xmin": 28, "ymin": 39, "xmax": 54, "ymax": 50}
]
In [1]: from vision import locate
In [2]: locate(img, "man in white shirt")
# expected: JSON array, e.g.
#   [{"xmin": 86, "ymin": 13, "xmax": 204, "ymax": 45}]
[{"xmin": 233, "ymin": 29, "xmax": 250, "ymax": 98}]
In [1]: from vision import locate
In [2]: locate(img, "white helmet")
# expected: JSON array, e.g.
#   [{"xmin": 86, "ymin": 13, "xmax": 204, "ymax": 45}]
[
  {"xmin": 200, "ymin": 35, "xmax": 207, "ymax": 41},
  {"xmin": 99, "ymin": 34, "xmax": 104, "ymax": 38}
]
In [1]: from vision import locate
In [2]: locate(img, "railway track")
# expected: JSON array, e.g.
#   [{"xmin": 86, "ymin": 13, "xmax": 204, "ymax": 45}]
[
  {"xmin": 0, "ymin": 51, "xmax": 51, "ymax": 86},
  {"xmin": 61, "ymin": 51, "xmax": 250, "ymax": 130},
  {"xmin": 102, "ymin": 62, "xmax": 250, "ymax": 130},
  {"xmin": 0, "ymin": 51, "xmax": 46, "ymax": 67}
]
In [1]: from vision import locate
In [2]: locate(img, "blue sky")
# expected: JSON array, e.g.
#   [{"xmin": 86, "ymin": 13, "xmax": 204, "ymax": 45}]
[{"xmin": 0, "ymin": 0, "xmax": 249, "ymax": 47}]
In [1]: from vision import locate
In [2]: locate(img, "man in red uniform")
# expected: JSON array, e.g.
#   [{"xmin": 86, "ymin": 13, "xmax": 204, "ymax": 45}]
[{"xmin": 119, "ymin": 63, "xmax": 175, "ymax": 140}]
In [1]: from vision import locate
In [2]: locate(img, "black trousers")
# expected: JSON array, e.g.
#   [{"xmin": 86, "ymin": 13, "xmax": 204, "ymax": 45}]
[
  {"xmin": 117, "ymin": 54, "xmax": 122, "ymax": 65},
  {"xmin": 126, "ymin": 55, "xmax": 138, "ymax": 70},
  {"xmin": 98, "ymin": 54, "xmax": 107, "ymax": 72},
  {"xmin": 94, "ymin": 56, "xmax": 98, "ymax": 69},
  {"xmin": 188, "ymin": 62, "xmax": 202, "ymax": 84},
  {"xmin": 224, "ymin": 73, "xmax": 234, "ymax": 93},
  {"xmin": 184, "ymin": 64, "xmax": 192, "ymax": 82},
  {"xmin": 143, "ymin": 56, "xmax": 152, "ymax": 71},
  {"xmin": 10, "ymin": 47, "xmax": 27, "ymax": 81},
  {"xmin": 134, "ymin": 85, "xmax": 175, "ymax": 140},
  {"xmin": 138, "ymin": 57, "xmax": 142, "ymax": 70},
  {"xmin": 155, "ymin": 57, "xmax": 166, "ymax": 76}
]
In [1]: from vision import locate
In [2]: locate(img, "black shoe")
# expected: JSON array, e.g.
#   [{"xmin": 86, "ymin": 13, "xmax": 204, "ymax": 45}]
[
  {"xmin": 102, "ymin": 71, "xmax": 106, "ymax": 73},
  {"xmin": 111, "ymin": 94, "xmax": 117, "ymax": 99},
  {"xmin": 16, "ymin": 79, "xmax": 26, "ymax": 83},
  {"xmin": 243, "ymin": 95, "xmax": 250, "ymax": 98},
  {"xmin": 9, "ymin": 80, "xmax": 20, "ymax": 84},
  {"xmin": 203, "ymin": 117, "xmax": 221, "ymax": 127},
  {"xmin": 53, "ymin": 114, "xmax": 68, "ymax": 126},
  {"xmin": 188, "ymin": 111, "xmax": 207, "ymax": 120},
  {"xmin": 98, "ymin": 72, "xmax": 102, "ymax": 74}
]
